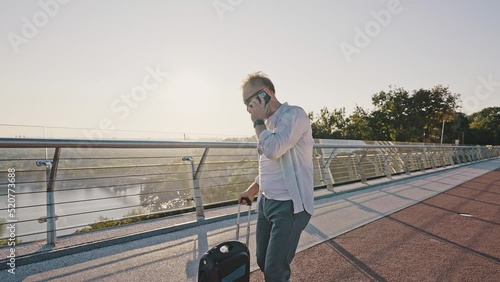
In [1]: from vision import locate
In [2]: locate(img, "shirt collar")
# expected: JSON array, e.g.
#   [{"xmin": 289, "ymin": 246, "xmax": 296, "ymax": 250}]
[{"xmin": 267, "ymin": 102, "xmax": 289, "ymax": 126}]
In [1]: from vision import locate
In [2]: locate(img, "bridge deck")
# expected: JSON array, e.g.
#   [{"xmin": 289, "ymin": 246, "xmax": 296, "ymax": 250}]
[{"xmin": 251, "ymin": 167, "xmax": 500, "ymax": 281}]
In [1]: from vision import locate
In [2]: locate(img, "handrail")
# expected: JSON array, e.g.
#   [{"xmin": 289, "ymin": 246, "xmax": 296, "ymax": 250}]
[{"xmin": 0, "ymin": 137, "xmax": 489, "ymax": 149}]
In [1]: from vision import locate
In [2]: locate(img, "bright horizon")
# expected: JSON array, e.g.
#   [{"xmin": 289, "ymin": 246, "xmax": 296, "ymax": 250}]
[{"xmin": 1, "ymin": 0, "xmax": 499, "ymax": 140}]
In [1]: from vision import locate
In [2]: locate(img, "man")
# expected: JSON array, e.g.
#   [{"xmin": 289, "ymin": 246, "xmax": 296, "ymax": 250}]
[{"xmin": 238, "ymin": 72, "xmax": 314, "ymax": 282}]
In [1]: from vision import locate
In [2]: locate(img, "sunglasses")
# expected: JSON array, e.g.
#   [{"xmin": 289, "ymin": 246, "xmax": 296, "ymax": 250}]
[{"xmin": 244, "ymin": 89, "xmax": 268, "ymax": 107}]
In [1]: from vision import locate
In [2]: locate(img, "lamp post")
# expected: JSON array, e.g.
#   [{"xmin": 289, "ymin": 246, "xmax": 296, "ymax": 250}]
[
  {"xmin": 489, "ymin": 111, "xmax": 500, "ymax": 145},
  {"xmin": 440, "ymin": 120, "xmax": 445, "ymax": 144}
]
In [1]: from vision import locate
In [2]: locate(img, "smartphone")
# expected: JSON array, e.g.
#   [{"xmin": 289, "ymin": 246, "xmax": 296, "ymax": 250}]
[
  {"xmin": 246, "ymin": 89, "xmax": 271, "ymax": 107},
  {"xmin": 258, "ymin": 90, "xmax": 271, "ymax": 105}
]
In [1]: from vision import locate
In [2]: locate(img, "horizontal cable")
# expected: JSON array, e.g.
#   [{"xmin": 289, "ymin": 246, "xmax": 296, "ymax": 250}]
[
  {"xmin": 203, "ymin": 154, "xmax": 257, "ymax": 158},
  {"xmin": 0, "ymin": 230, "xmax": 50, "ymax": 240},
  {"xmin": 1, "ymin": 169, "xmax": 47, "ymax": 174},
  {"xmin": 57, "ymin": 169, "xmax": 190, "ymax": 179},
  {"xmin": 2, "ymin": 192, "xmax": 191, "ymax": 223},
  {"xmin": 201, "ymin": 181, "xmax": 253, "ymax": 190},
  {"xmin": 200, "ymin": 172, "xmax": 258, "ymax": 181},
  {"xmin": 0, "ymin": 179, "xmax": 48, "ymax": 186},
  {"xmin": 2, "ymin": 217, "xmax": 41, "ymax": 225},
  {"xmin": 0, "ymin": 170, "xmax": 190, "ymax": 186},
  {"xmin": 202, "ymin": 160, "xmax": 258, "ymax": 166},
  {"xmin": 0, "ymin": 163, "xmax": 189, "ymax": 175},
  {"xmin": 0, "ymin": 220, "xmax": 108, "ymax": 240},
  {"xmin": 0, "ymin": 202, "xmax": 201, "ymax": 240},
  {"xmin": 0, "ymin": 179, "xmax": 190, "ymax": 196},
  {"xmin": 0, "ymin": 203, "xmax": 47, "ymax": 211},
  {"xmin": 0, "ymin": 188, "xmax": 192, "ymax": 211},
  {"xmin": 1, "ymin": 170, "xmax": 189, "ymax": 185},
  {"xmin": 199, "ymin": 167, "xmax": 257, "ymax": 173},
  {"xmin": 55, "ymin": 204, "xmax": 148, "ymax": 219},
  {"xmin": 56, "ymin": 163, "xmax": 189, "ymax": 172},
  {"xmin": 59, "ymin": 155, "xmax": 191, "ymax": 160},
  {"xmin": 0, "ymin": 158, "xmax": 47, "ymax": 162}
]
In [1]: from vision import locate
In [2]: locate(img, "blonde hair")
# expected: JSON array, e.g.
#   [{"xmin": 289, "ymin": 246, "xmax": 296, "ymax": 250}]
[{"xmin": 241, "ymin": 71, "xmax": 275, "ymax": 93}]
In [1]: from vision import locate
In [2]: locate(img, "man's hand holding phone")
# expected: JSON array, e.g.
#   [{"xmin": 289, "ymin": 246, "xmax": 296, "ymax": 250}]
[{"xmin": 247, "ymin": 89, "xmax": 270, "ymax": 122}]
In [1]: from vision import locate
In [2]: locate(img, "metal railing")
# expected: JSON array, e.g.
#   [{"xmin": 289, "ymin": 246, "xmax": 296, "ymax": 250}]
[{"xmin": 0, "ymin": 138, "xmax": 498, "ymax": 246}]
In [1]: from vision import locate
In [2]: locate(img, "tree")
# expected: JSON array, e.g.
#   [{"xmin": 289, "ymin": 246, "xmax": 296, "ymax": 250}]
[
  {"xmin": 222, "ymin": 136, "xmax": 257, "ymax": 142},
  {"xmin": 308, "ymin": 107, "xmax": 348, "ymax": 139},
  {"xmin": 467, "ymin": 107, "xmax": 500, "ymax": 145},
  {"xmin": 412, "ymin": 85, "xmax": 460, "ymax": 143},
  {"xmin": 443, "ymin": 112, "xmax": 469, "ymax": 144},
  {"xmin": 344, "ymin": 106, "xmax": 374, "ymax": 140},
  {"xmin": 139, "ymin": 164, "xmax": 192, "ymax": 212},
  {"xmin": 368, "ymin": 85, "xmax": 461, "ymax": 142},
  {"xmin": 370, "ymin": 87, "xmax": 412, "ymax": 141}
]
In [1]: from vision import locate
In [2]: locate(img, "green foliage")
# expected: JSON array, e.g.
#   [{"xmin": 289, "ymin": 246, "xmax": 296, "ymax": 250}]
[
  {"xmin": 344, "ymin": 106, "xmax": 374, "ymax": 140},
  {"xmin": 467, "ymin": 107, "xmax": 500, "ymax": 145},
  {"xmin": 0, "ymin": 219, "xmax": 22, "ymax": 246},
  {"xmin": 74, "ymin": 209, "xmax": 161, "ymax": 233},
  {"xmin": 411, "ymin": 85, "xmax": 460, "ymax": 142},
  {"xmin": 309, "ymin": 85, "xmax": 467, "ymax": 143},
  {"xmin": 308, "ymin": 107, "xmax": 348, "ymax": 139},
  {"xmin": 443, "ymin": 112, "xmax": 469, "ymax": 144},
  {"xmin": 0, "ymin": 218, "xmax": 5, "ymax": 237},
  {"xmin": 0, "ymin": 238, "xmax": 21, "ymax": 246}
]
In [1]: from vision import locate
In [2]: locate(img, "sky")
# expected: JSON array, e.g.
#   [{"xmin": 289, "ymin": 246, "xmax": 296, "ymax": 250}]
[{"xmin": 1, "ymin": 0, "xmax": 499, "ymax": 140}]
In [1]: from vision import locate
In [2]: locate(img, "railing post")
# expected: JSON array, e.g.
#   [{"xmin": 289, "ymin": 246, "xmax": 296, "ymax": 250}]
[
  {"xmin": 448, "ymin": 148, "xmax": 455, "ymax": 166},
  {"xmin": 355, "ymin": 150, "xmax": 368, "ymax": 184},
  {"xmin": 182, "ymin": 149, "xmax": 209, "ymax": 218},
  {"xmin": 454, "ymin": 148, "xmax": 462, "ymax": 165},
  {"xmin": 476, "ymin": 147, "xmax": 482, "ymax": 160},
  {"xmin": 440, "ymin": 149, "xmax": 447, "ymax": 167},
  {"xmin": 429, "ymin": 150, "xmax": 437, "ymax": 170},
  {"xmin": 401, "ymin": 152, "xmax": 410, "ymax": 175},
  {"xmin": 417, "ymin": 150, "xmax": 425, "ymax": 172},
  {"xmin": 36, "ymin": 147, "xmax": 60, "ymax": 246},
  {"xmin": 316, "ymin": 148, "xmax": 335, "ymax": 191},
  {"xmin": 379, "ymin": 153, "xmax": 392, "ymax": 179},
  {"xmin": 465, "ymin": 149, "xmax": 472, "ymax": 163},
  {"xmin": 468, "ymin": 148, "xmax": 475, "ymax": 162},
  {"xmin": 368, "ymin": 155, "xmax": 381, "ymax": 176}
]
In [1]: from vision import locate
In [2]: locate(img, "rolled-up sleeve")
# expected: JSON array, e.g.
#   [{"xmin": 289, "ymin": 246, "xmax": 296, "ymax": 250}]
[{"xmin": 257, "ymin": 107, "xmax": 309, "ymax": 160}]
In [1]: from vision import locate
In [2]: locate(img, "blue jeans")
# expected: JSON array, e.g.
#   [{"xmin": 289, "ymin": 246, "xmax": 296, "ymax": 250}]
[{"xmin": 256, "ymin": 196, "xmax": 311, "ymax": 282}]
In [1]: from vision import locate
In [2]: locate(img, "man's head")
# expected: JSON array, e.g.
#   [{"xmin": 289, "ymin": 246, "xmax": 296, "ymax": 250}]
[{"xmin": 241, "ymin": 71, "xmax": 276, "ymax": 108}]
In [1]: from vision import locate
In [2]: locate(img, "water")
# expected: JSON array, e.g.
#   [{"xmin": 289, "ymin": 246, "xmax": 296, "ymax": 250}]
[{"xmin": 0, "ymin": 176, "xmax": 144, "ymax": 242}]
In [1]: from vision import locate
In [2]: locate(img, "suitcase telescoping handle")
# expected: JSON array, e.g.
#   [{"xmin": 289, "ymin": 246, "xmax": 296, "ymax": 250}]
[{"xmin": 236, "ymin": 197, "xmax": 252, "ymax": 246}]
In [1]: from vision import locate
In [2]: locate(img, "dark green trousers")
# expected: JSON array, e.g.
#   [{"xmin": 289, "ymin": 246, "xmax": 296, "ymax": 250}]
[{"xmin": 256, "ymin": 196, "xmax": 311, "ymax": 282}]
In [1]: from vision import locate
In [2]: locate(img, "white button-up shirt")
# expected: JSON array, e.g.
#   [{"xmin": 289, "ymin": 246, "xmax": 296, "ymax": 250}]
[{"xmin": 255, "ymin": 102, "xmax": 315, "ymax": 216}]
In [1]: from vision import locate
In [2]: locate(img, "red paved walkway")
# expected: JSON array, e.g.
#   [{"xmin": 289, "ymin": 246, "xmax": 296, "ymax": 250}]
[{"xmin": 251, "ymin": 169, "xmax": 500, "ymax": 281}]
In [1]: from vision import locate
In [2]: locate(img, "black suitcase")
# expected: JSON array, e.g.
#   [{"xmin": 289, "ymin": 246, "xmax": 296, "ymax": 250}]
[{"xmin": 198, "ymin": 199, "xmax": 252, "ymax": 282}]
